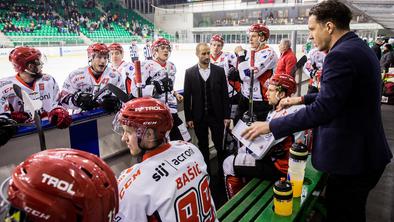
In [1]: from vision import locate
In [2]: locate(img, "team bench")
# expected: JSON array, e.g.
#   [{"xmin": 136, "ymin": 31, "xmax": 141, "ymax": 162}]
[{"xmin": 217, "ymin": 158, "xmax": 326, "ymax": 222}]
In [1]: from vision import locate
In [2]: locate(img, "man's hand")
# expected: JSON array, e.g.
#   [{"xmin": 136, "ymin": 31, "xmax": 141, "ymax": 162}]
[
  {"xmin": 175, "ymin": 92, "xmax": 183, "ymax": 102},
  {"xmin": 224, "ymin": 119, "xmax": 231, "ymax": 128},
  {"xmin": 241, "ymin": 121, "xmax": 271, "ymax": 140},
  {"xmin": 276, "ymin": 96, "xmax": 303, "ymax": 111},
  {"xmin": 187, "ymin": 121, "xmax": 194, "ymax": 129}
]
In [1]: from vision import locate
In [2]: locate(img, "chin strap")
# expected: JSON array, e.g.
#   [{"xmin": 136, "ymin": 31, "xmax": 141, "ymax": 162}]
[{"xmin": 24, "ymin": 69, "xmax": 43, "ymax": 79}]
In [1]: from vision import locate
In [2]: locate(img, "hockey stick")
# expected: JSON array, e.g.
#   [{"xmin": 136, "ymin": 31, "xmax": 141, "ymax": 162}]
[
  {"xmin": 247, "ymin": 49, "xmax": 256, "ymax": 125},
  {"xmin": 13, "ymin": 84, "xmax": 46, "ymax": 151},
  {"xmin": 92, "ymin": 84, "xmax": 109, "ymax": 102},
  {"xmin": 107, "ymin": 83, "xmax": 129, "ymax": 103},
  {"xmin": 290, "ymin": 55, "xmax": 307, "ymax": 77},
  {"xmin": 134, "ymin": 60, "xmax": 143, "ymax": 98}
]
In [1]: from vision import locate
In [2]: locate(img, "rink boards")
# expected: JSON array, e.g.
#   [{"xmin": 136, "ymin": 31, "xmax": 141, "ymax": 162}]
[{"xmin": 0, "ymin": 109, "xmax": 127, "ymax": 179}]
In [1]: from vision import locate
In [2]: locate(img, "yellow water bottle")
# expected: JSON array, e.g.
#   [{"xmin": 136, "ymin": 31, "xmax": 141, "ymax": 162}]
[
  {"xmin": 288, "ymin": 141, "xmax": 308, "ymax": 197},
  {"xmin": 273, "ymin": 177, "xmax": 293, "ymax": 216}
]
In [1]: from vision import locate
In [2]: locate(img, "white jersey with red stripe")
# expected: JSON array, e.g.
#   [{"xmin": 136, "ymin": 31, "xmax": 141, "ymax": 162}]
[
  {"xmin": 141, "ymin": 60, "xmax": 178, "ymax": 113},
  {"xmin": 111, "ymin": 61, "xmax": 133, "ymax": 94},
  {"xmin": 237, "ymin": 46, "xmax": 278, "ymax": 101},
  {"xmin": 58, "ymin": 66, "xmax": 123, "ymax": 110},
  {"xmin": 210, "ymin": 51, "xmax": 239, "ymax": 97},
  {"xmin": 303, "ymin": 47, "xmax": 326, "ymax": 87},
  {"xmin": 116, "ymin": 141, "xmax": 217, "ymax": 222},
  {"xmin": 0, "ymin": 74, "xmax": 60, "ymax": 119}
]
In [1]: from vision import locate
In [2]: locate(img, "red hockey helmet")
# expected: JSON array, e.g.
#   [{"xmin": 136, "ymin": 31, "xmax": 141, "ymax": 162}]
[
  {"xmin": 151, "ymin": 37, "xmax": 171, "ymax": 52},
  {"xmin": 210, "ymin": 34, "xmax": 224, "ymax": 45},
  {"xmin": 116, "ymin": 97, "xmax": 173, "ymax": 141},
  {"xmin": 9, "ymin": 46, "xmax": 42, "ymax": 73},
  {"xmin": 248, "ymin": 23, "xmax": 270, "ymax": 40},
  {"xmin": 270, "ymin": 73, "xmax": 297, "ymax": 96},
  {"xmin": 108, "ymin": 43, "xmax": 124, "ymax": 53},
  {"xmin": 2, "ymin": 148, "xmax": 118, "ymax": 222},
  {"xmin": 87, "ymin": 43, "xmax": 109, "ymax": 59}
]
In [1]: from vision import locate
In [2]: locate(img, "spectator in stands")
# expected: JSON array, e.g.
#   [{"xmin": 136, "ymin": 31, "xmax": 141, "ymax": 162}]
[
  {"xmin": 372, "ymin": 38, "xmax": 384, "ymax": 60},
  {"xmin": 275, "ymin": 39, "xmax": 297, "ymax": 76},
  {"xmin": 242, "ymin": 1, "xmax": 392, "ymax": 221},
  {"xmin": 380, "ymin": 43, "xmax": 394, "ymax": 73}
]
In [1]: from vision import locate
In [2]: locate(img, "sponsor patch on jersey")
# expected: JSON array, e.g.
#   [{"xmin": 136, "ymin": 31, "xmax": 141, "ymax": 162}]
[
  {"xmin": 41, "ymin": 75, "xmax": 50, "ymax": 81},
  {"xmin": 129, "ymin": 66, "xmax": 134, "ymax": 71},
  {"xmin": 39, "ymin": 83, "xmax": 45, "ymax": 90},
  {"xmin": 109, "ymin": 72, "xmax": 116, "ymax": 78}
]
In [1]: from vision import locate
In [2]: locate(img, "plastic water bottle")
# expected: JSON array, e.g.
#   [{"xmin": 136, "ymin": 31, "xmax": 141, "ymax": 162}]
[
  {"xmin": 287, "ymin": 141, "xmax": 308, "ymax": 197},
  {"xmin": 273, "ymin": 177, "xmax": 293, "ymax": 216}
]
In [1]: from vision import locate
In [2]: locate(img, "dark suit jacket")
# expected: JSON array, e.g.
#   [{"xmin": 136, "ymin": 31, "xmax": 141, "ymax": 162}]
[
  {"xmin": 270, "ymin": 32, "xmax": 392, "ymax": 175},
  {"xmin": 183, "ymin": 64, "xmax": 230, "ymax": 123}
]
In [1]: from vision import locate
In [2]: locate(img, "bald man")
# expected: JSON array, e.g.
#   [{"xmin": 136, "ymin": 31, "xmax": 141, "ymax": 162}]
[
  {"xmin": 276, "ymin": 39, "xmax": 297, "ymax": 76},
  {"xmin": 183, "ymin": 43, "xmax": 230, "ymax": 176}
]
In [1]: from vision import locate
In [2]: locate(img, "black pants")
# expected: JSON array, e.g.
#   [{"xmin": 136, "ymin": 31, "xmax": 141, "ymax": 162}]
[
  {"xmin": 169, "ymin": 113, "xmax": 187, "ymax": 141},
  {"xmin": 234, "ymin": 95, "xmax": 271, "ymax": 124},
  {"xmin": 325, "ymin": 167, "xmax": 386, "ymax": 222},
  {"xmin": 194, "ymin": 114, "xmax": 225, "ymax": 176}
]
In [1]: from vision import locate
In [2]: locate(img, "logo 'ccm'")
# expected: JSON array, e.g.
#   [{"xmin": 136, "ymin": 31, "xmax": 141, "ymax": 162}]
[
  {"xmin": 135, "ymin": 106, "xmax": 163, "ymax": 112},
  {"xmin": 41, "ymin": 173, "xmax": 76, "ymax": 195}
]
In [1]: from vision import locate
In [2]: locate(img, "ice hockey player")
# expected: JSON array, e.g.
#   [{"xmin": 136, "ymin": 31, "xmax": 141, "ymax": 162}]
[
  {"xmin": 109, "ymin": 42, "xmax": 135, "ymax": 96},
  {"xmin": 210, "ymin": 34, "xmax": 240, "ymax": 117},
  {"xmin": 235, "ymin": 23, "xmax": 278, "ymax": 123},
  {"xmin": 143, "ymin": 39, "xmax": 153, "ymax": 61},
  {"xmin": 303, "ymin": 45, "xmax": 326, "ymax": 93},
  {"xmin": 129, "ymin": 40, "xmax": 139, "ymax": 62},
  {"xmin": 223, "ymin": 73, "xmax": 305, "ymax": 198},
  {"xmin": 58, "ymin": 43, "xmax": 123, "ymax": 113},
  {"xmin": 141, "ymin": 37, "xmax": 190, "ymax": 141},
  {"xmin": 0, "ymin": 46, "xmax": 72, "ymax": 145},
  {"xmin": 0, "ymin": 148, "xmax": 118, "ymax": 222},
  {"xmin": 113, "ymin": 97, "xmax": 217, "ymax": 221}
]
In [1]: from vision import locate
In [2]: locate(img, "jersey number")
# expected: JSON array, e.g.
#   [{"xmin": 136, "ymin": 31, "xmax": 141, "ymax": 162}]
[{"xmin": 174, "ymin": 175, "xmax": 215, "ymax": 222}]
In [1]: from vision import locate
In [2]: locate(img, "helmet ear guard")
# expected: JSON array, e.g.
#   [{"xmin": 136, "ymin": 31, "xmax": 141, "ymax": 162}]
[
  {"xmin": 1, "ymin": 148, "xmax": 119, "ymax": 222},
  {"xmin": 114, "ymin": 97, "xmax": 173, "ymax": 145}
]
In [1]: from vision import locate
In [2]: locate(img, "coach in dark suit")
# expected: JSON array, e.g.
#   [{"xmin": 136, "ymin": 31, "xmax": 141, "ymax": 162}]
[
  {"xmin": 184, "ymin": 43, "xmax": 230, "ymax": 176},
  {"xmin": 242, "ymin": 1, "xmax": 392, "ymax": 221}
]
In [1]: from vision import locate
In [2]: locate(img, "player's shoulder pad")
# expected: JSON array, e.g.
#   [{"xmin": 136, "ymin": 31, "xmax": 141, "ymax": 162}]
[
  {"xmin": 0, "ymin": 77, "xmax": 14, "ymax": 89},
  {"xmin": 69, "ymin": 66, "xmax": 86, "ymax": 78}
]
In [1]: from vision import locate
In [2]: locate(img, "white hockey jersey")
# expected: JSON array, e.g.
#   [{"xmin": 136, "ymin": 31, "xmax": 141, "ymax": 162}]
[
  {"xmin": 111, "ymin": 61, "xmax": 134, "ymax": 95},
  {"xmin": 116, "ymin": 141, "xmax": 217, "ymax": 222},
  {"xmin": 143, "ymin": 45, "xmax": 153, "ymax": 60},
  {"xmin": 130, "ymin": 45, "xmax": 139, "ymax": 58},
  {"xmin": 237, "ymin": 45, "xmax": 278, "ymax": 101},
  {"xmin": 210, "ymin": 51, "xmax": 239, "ymax": 97},
  {"xmin": 303, "ymin": 48, "xmax": 326, "ymax": 87},
  {"xmin": 141, "ymin": 60, "xmax": 178, "ymax": 113},
  {"xmin": 0, "ymin": 74, "xmax": 60, "ymax": 119},
  {"xmin": 58, "ymin": 66, "xmax": 123, "ymax": 110}
]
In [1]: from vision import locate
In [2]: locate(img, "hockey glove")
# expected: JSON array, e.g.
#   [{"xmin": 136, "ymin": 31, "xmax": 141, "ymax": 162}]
[
  {"xmin": 48, "ymin": 107, "xmax": 72, "ymax": 129},
  {"xmin": 0, "ymin": 117, "xmax": 17, "ymax": 146},
  {"xmin": 236, "ymin": 49, "xmax": 247, "ymax": 63},
  {"xmin": 11, "ymin": 111, "xmax": 30, "ymax": 123},
  {"xmin": 100, "ymin": 94, "xmax": 121, "ymax": 113},
  {"xmin": 228, "ymin": 67, "xmax": 241, "ymax": 82},
  {"xmin": 72, "ymin": 91, "xmax": 99, "ymax": 111},
  {"xmin": 153, "ymin": 77, "xmax": 173, "ymax": 94}
]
